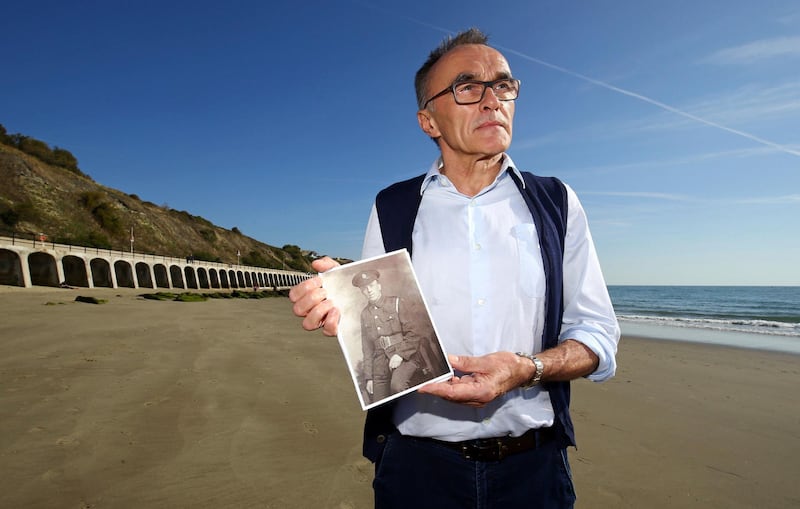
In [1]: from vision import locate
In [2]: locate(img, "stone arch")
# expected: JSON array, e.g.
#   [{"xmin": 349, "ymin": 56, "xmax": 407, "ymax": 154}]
[
  {"xmin": 209, "ymin": 269, "xmax": 220, "ymax": 288},
  {"xmin": 90, "ymin": 258, "xmax": 113, "ymax": 287},
  {"xmin": 29, "ymin": 252, "xmax": 59, "ymax": 287},
  {"xmin": 244, "ymin": 272, "xmax": 253, "ymax": 288},
  {"xmin": 135, "ymin": 262, "xmax": 153, "ymax": 288},
  {"xmin": 219, "ymin": 270, "xmax": 229, "ymax": 289},
  {"xmin": 228, "ymin": 270, "xmax": 238, "ymax": 288},
  {"xmin": 237, "ymin": 271, "xmax": 245, "ymax": 288},
  {"xmin": 197, "ymin": 268, "xmax": 209, "ymax": 289},
  {"xmin": 170, "ymin": 265, "xmax": 185, "ymax": 288},
  {"xmin": 63, "ymin": 255, "xmax": 89, "ymax": 287},
  {"xmin": 184, "ymin": 267, "xmax": 198, "ymax": 289},
  {"xmin": 153, "ymin": 264, "xmax": 170, "ymax": 288},
  {"xmin": 0, "ymin": 249, "xmax": 23, "ymax": 287},
  {"xmin": 114, "ymin": 260, "xmax": 135, "ymax": 288}
]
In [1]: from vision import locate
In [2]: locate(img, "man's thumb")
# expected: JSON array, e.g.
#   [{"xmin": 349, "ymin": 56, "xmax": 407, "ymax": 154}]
[{"xmin": 311, "ymin": 256, "xmax": 341, "ymax": 273}]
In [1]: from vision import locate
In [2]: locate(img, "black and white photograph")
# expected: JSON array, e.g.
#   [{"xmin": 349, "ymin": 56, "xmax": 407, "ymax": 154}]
[{"xmin": 320, "ymin": 249, "xmax": 452, "ymax": 410}]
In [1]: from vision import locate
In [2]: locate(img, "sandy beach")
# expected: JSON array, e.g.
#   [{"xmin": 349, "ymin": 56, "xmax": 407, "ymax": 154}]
[{"xmin": 1, "ymin": 287, "xmax": 798, "ymax": 508}]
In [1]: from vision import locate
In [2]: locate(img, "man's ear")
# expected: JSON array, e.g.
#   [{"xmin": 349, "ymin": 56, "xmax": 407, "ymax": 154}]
[{"xmin": 417, "ymin": 109, "xmax": 440, "ymax": 139}]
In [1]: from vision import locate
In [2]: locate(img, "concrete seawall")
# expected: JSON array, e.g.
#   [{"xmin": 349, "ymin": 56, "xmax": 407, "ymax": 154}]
[{"xmin": 0, "ymin": 235, "xmax": 310, "ymax": 290}]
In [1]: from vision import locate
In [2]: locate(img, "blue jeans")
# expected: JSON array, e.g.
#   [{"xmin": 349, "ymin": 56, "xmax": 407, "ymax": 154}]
[{"xmin": 373, "ymin": 432, "xmax": 576, "ymax": 509}]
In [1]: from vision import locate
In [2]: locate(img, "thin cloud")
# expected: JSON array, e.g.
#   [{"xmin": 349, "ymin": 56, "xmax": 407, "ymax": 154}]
[
  {"xmin": 371, "ymin": 10, "xmax": 800, "ymax": 158},
  {"xmin": 629, "ymin": 81, "xmax": 800, "ymax": 133},
  {"xmin": 736, "ymin": 194, "xmax": 800, "ymax": 205},
  {"xmin": 496, "ymin": 44, "xmax": 800, "ymax": 158},
  {"xmin": 555, "ymin": 147, "xmax": 776, "ymax": 177},
  {"xmin": 705, "ymin": 36, "xmax": 800, "ymax": 64}
]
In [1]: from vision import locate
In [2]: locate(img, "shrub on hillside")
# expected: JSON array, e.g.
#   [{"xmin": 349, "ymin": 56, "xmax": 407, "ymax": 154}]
[
  {"xmin": 0, "ymin": 125, "xmax": 86, "ymax": 177},
  {"xmin": 242, "ymin": 250, "xmax": 271, "ymax": 268},
  {"xmin": 78, "ymin": 191, "xmax": 123, "ymax": 235},
  {"xmin": 0, "ymin": 206, "xmax": 20, "ymax": 227}
]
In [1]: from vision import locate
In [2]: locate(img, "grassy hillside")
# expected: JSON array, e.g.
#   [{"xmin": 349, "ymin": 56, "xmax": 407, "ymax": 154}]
[{"xmin": 0, "ymin": 137, "xmax": 326, "ymax": 272}]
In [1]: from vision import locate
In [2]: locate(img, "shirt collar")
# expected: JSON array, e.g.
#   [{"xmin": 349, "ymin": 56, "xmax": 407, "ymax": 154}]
[{"xmin": 419, "ymin": 154, "xmax": 524, "ymax": 195}]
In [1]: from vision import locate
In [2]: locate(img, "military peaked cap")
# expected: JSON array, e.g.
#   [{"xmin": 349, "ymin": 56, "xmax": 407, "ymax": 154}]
[{"xmin": 351, "ymin": 269, "xmax": 380, "ymax": 287}]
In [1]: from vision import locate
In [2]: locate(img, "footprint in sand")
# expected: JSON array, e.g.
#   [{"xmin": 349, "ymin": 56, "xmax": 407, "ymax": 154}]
[
  {"xmin": 302, "ymin": 421, "xmax": 319, "ymax": 435},
  {"xmin": 347, "ymin": 460, "xmax": 372, "ymax": 483},
  {"xmin": 56, "ymin": 436, "xmax": 80, "ymax": 447}
]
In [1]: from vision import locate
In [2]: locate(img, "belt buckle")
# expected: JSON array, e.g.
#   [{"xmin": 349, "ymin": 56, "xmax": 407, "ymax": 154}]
[{"xmin": 462, "ymin": 439, "xmax": 508, "ymax": 462}]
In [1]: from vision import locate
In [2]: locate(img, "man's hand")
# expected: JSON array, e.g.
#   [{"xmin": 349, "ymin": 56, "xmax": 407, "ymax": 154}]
[
  {"xmin": 366, "ymin": 380, "xmax": 374, "ymax": 395},
  {"xmin": 418, "ymin": 340, "xmax": 600, "ymax": 407},
  {"xmin": 417, "ymin": 352, "xmax": 530, "ymax": 407},
  {"xmin": 288, "ymin": 257, "xmax": 341, "ymax": 336},
  {"xmin": 388, "ymin": 354, "xmax": 403, "ymax": 370}
]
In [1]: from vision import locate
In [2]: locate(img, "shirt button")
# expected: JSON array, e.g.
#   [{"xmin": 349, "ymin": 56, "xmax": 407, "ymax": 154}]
[
  {"xmin": 477, "ymin": 299, "xmax": 485, "ymax": 306},
  {"xmin": 475, "ymin": 243, "xmax": 482, "ymax": 250}
]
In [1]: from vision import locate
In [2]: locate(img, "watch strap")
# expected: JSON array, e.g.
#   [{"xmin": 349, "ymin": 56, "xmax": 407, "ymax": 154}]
[{"xmin": 516, "ymin": 352, "xmax": 544, "ymax": 388}]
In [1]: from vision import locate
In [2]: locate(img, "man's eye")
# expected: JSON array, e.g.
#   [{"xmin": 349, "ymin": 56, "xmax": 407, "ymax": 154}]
[
  {"xmin": 456, "ymin": 82, "xmax": 477, "ymax": 93},
  {"xmin": 495, "ymin": 80, "xmax": 512, "ymax": 90}
]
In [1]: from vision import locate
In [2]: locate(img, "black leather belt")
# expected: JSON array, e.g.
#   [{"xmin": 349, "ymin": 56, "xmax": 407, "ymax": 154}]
[{"xmin": 412, "ymin": 426, "xmax": 556, "ymax": 462}]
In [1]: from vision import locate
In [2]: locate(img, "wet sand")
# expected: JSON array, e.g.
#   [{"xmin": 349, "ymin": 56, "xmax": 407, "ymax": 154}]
[{"xmin": 0, "ymin": 287, "xmax": 798, "ymax": 508}]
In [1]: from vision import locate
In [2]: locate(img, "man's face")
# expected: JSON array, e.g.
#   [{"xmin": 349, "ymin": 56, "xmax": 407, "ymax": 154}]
[
  {"xmin": 418, "ymin": 44, "xmax": 515, "ymax": 159},
  {"xmin": 361, "ymin": 280, "xmax": 382, "ymax": 302}
]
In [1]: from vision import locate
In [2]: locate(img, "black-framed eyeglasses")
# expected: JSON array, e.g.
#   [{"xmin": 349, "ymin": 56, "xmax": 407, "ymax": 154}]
[{"xmin": 422, "ymin": 78, "xmax": 521, "ymax": 109}]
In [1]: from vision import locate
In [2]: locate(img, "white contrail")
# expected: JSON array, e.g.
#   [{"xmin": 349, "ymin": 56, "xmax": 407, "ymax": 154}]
[
  {"xmin": 357, "ymin": 4, "xmax": 800, "ymax": 158},
  {"xmin": 495, "ymin": 45, "xmax": 800, "ymax": 158}
]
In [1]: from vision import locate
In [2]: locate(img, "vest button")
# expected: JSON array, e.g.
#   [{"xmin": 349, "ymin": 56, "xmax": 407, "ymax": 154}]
[{"xmin": 376, "ymin": 434, "xmax": 386, "ymax": 443}]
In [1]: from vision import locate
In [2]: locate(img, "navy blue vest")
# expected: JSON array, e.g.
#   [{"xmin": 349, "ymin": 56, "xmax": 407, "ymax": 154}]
[{"xmin": 363, "ymin": 170, "xmax": 574, "ymax": 462}]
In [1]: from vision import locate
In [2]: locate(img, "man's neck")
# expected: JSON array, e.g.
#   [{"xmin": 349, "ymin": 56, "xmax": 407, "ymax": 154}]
[{"xmin": 439, "ymin": 153, "xmax": 505, "ymax": 197}]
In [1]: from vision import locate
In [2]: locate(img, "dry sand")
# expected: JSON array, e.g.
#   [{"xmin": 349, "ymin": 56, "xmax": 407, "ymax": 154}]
[{"xmin": 0, "ymin": 287, "xmax": 798, "ymax": 508}]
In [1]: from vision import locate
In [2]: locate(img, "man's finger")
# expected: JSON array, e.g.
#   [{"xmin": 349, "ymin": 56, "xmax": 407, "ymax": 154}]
[{"xmin": 311, "ymin": 256, "xmax": 340, "ymax": 273}]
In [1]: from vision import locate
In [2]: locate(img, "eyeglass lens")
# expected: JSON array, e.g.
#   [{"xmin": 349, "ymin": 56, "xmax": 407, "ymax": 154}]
[{"xmin": 454, "ymin": 80, "xmax": 518, "ymax": 104}]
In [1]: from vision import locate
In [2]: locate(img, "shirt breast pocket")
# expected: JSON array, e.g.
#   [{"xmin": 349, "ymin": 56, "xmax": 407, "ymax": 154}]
[{"xmin": 512, "ymin": 223, "xmax": 546, "ymax": 299}]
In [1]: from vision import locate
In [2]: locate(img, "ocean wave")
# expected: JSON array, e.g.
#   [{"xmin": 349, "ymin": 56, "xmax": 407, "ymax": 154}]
[{"xmin": 617, "ymin": 314, "xmax": 800, "ymax": 337}]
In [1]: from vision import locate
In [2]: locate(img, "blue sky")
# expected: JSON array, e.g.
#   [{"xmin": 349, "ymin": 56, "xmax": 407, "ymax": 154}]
[{"xmin": 2, "ymin": 1, "xmax": 798, "ymax": 285}]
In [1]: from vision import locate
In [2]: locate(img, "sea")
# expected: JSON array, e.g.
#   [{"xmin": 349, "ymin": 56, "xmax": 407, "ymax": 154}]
[{"xmin": 608, "ymin": 286, "xmax": 800, "ymax": 355}]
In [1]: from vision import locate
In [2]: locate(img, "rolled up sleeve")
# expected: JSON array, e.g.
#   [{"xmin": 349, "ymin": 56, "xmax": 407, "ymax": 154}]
[{"xmin": 558, "ymin": 185, "xmax": 620, "ymax": 382}]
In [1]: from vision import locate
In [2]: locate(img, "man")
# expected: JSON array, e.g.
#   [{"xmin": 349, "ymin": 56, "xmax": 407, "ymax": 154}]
[
  {"xmin": 290, "ymin": 28, "xmax": 619, "ymax": 508},
  {"xmin": 352, "ymin": 269, "xmax": 423, "ymax": 402}
]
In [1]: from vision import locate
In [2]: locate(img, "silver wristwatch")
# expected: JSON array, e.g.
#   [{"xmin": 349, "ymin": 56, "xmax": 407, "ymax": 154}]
[{"xmin": 516, "ymin": 352, "xmax": 544, "ymax": 388}]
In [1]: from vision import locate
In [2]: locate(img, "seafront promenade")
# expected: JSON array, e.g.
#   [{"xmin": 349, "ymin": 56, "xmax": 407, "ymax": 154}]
[{"xmin": 0, "ymin": 234, "xmax": 310, "ymax": 290}]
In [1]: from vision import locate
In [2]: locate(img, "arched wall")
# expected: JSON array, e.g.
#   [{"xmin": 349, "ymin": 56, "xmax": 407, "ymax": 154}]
[
  {"xmin": 91, "ymin": 259, "xmax": 113, "ymax": 288},
  {"xmin": 114, "ymin": 260, "xmax": 135, "ymax": 288},
  {"xmin": 136, "ymin": 262, "xmax": 153, "ymax": 288},
  {"xmin": 29, "ymin": 252, "xmax": 59, "ymax": 287},
  {"xmin": 63, "ymin": 255, "xmax": 89, "ymax": 287},
  {"xmin": 0, "ymin": 237, "xmax": 311, "ymax": 290},
  {"xmin": 0, "ymin": 249, "xmax": 24, "ymax": 287},
  {"xmin": 154, "ymin": 264, "xmax": 170, "ymax": 288},
  {"xmin": 170, "ymin": 265, "xmax": 185, "ymax": 288}
]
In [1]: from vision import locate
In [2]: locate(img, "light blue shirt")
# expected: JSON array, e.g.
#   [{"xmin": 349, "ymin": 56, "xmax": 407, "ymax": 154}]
[{"xmin": 361, "ymin": 155, "xmax": 620, "ymax": 441}]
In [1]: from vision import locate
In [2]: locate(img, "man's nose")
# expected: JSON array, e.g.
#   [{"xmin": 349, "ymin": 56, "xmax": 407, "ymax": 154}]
[{"xmin": 480, "ymin": 86, "xmax": 501, "ymax": 109}]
